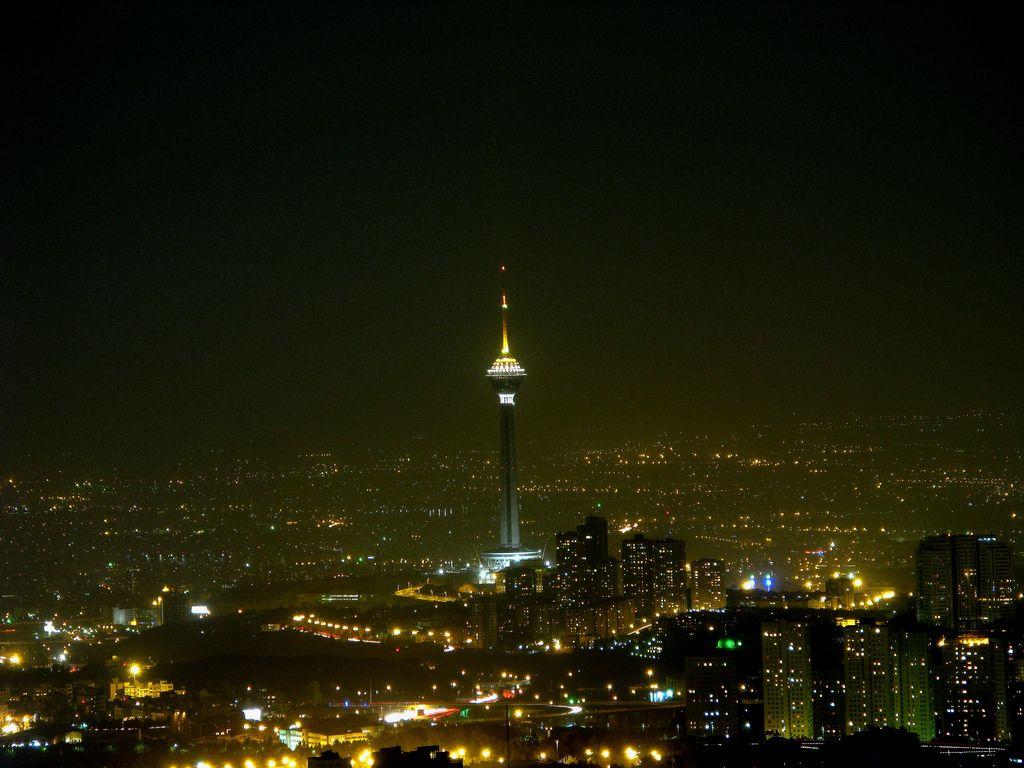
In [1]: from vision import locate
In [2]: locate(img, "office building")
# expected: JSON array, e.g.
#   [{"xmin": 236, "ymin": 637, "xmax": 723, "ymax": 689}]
[
  {"xmin": 843, "ymin": 624, "xmax": 896, "ymax": 735},
  {"xmin": 112, "ymin": 606, "xmax": 136, "ymax": 626},
  {"xmin": 561, "ymin": 596, "xmax": 636, "ymax": 644},
  {"xmin": 497, "ymin": 565, "xmax": 542, "ymax": 599},
  {"xmin": 825, "ymin": 574, "xmax": 858, "ymax": 610}
]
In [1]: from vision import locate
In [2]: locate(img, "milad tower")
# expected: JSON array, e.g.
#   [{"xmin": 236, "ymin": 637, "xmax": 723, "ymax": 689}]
[{"xmin": 480, "ymin": 266, "xmax": 542, "ymax": 578}]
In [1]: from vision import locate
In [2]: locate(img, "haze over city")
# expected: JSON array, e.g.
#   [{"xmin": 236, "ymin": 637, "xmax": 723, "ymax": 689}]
[{"xmin": 5, "ymin": 3, "xmax": 1022, "ymax": 469}]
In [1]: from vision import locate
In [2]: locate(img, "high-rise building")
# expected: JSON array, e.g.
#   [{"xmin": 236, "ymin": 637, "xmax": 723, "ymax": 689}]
[
  {"xmin": 480, "ymin": 267, "xmax": 541, "ymax": 576},
  {"xmin": 691, "ymin": 559, "xmax": 726, "ymax": 610},
  {"xmin": 1006, "ymin": 641, "xmax": 1024, "ymax": 744},
  {"xmin": 621, "ymin": 534, "xmax": 686, "ymax": 617},
  {"xmin": 577, "ymin": 515, "xmax": 609, "ymax": 561},
  {"xmin": 157, "ymin": 587, "xmax": 190, "ymax": 625},
  {"xmin": 842, "ymin": 624, "xmax": 934, "ymax": 740},
  {"xmin": 977, "ymin": 538, "xmax": 1015, "ymax": 623},
  {"xmin": 938, "ymin": 634, "xmax": 1009, "ymax": 743},
  {"xmin": 843, "ymin": 624, "xmax": 896, "ymax": 735},
  {"xmin": 498, "ymin": 565, "xmax": 542, "ymax": 599},
  {"xmin": 761, "ymin": 620, "xmax": 814, "ymax": 739},
  {"xmin": 551, "ymin": 516, "xmax": 619, "ymax": 608},
  {"xmin": 916, "ymin": 535, "xmax": 1014, "ymax": 629},
  {"xmin": 685, "ymin": 656, "xmax": 740, "ymax": 739},
  {"xmin": 895, "ymin": 631, "xmax": 935, "ymax": 741},
  {"xmin": 811, "ymin": 667, "xmax": 844, "ymax": 740}
]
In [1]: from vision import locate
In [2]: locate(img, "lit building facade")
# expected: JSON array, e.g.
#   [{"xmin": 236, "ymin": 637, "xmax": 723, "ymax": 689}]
[
  {"xmin": 843, "ymin": 624, "xmax": 896, "ymax": 734},
  {"xmin": 916, "ymin": 535, "xmax": 1014, "ymax": 629},
  {"xmin": 691, "ymin": 559, "xmax": 725, "ymax": 610},
  {"xmin": 561, "ymin": 596, "xmax": 636, "ymax": 644},
  {"xmin": 550, "ymin": 516, "xmax": 618, "ymax": 607},
  {"xmin": 842, "ymin": 624, "xmax": 934, "ymax": 740},
  {"xmin": 895, "ymin": 631, "xmax": 935, "ymax": 741},
  {"xmin": 685, "ymin": 656, "xmax": 740, "ymax": 739},
  {"xmin": 811, "ymin": 667, "xmax": 844, "ymax": 740},
  {"xmin": 761, "ymin": 620, "xmax": 814, "ymax": 739},
  {"xmin": 938, "ymin": 634, "xmax": 1009, "ymax": 743},
  {"xmin": 620, "ymin": 534, "xmax": 686, "ymax": 618},
  {"xmin": 497, "ymin": 565, "xmax": 542, "ymax": 599}
]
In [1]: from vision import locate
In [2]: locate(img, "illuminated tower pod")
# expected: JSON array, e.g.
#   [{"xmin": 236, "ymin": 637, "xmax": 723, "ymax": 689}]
[{"xmin": 481, "ymin": 268, "xmax": 541, "ymax": 576}]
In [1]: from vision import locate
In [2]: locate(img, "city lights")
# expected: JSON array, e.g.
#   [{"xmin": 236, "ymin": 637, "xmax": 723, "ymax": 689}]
[{"xmin": 2, "ymin": 16, "xmax": 1018, "ymax": 757}]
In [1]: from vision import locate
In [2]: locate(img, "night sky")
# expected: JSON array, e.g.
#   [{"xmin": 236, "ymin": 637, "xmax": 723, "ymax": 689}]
[{"xmin": 3, "ymin": 3, "xmax": 1022, "ymax": 466}]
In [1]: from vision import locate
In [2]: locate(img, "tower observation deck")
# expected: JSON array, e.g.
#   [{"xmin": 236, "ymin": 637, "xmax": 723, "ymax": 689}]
[{"xmin": 480, "ymin": 266, "xmax": 542, "ymax": 577}]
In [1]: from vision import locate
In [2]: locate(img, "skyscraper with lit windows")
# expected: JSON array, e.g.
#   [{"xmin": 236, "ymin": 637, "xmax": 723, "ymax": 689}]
[
  {"xmin": 762, "ymin": 620, "xmax": 814, "ymax": 739},
  {"xmin": 621, "ymin": 534, "xmax": 686, "ymax": 617},
  {"xmin": 551, "ymin": 516, "xmax": 618, "ymax": 607},
  {"xmin": 939, "ymin": 634, "xmax": 1009, "ymax": 742},
  {"xmin": 842, "ymin": 623, "xmax": 934, "ymax": 740},
  {"xmin": 916, "ymin": 534, "xmax": 1014, "ymax": 629},
  {"xmin": 691, "ymin": 558, "xmax": 726, "ymax": 610}
]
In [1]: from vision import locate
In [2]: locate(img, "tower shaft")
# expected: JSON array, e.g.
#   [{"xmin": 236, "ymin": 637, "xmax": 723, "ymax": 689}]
[{"xmin": 498, "ymin": 397, "xmax": 520, "ymax": 548}]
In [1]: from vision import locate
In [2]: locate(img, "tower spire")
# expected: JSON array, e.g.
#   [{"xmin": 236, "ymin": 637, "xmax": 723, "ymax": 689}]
[{"xmin": 500, "ymin": 268, "xmax": 510, "ymax": 355}]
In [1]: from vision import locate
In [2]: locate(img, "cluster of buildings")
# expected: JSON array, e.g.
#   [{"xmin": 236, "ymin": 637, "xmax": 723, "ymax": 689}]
[
  {"xmin": 679, "ymin": 533, "xmax": 1018, "ymax": 745},
  {"xmin": 474, "ymin": 515, "xmax": 725, "ymax": 648},
  {"xmin": 111, "ymin": 585, "xmax": 198, "ymax": 628},
  {"xmin": 470, "ymin": 281, "xmax": 1024, "ymax": 748}
]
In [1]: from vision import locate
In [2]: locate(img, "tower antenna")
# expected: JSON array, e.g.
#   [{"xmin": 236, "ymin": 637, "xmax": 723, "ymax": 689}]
[{"xmin": 500, "ymin": 265, "xmax": 511, "ymax": 355}]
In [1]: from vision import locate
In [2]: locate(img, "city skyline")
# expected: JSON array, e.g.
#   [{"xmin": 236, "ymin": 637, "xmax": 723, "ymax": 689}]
[{"xmin": 3, "ymin": 4, "xmax": 1024, "ymax": 766}]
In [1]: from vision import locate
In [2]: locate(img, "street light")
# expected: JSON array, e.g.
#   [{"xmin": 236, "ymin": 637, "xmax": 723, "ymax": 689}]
[{"xmin": 129, "ymin": 663, "xmax": 141, "ymax": 684}]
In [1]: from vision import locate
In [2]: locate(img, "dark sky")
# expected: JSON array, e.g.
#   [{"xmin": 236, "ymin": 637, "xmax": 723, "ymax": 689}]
[{"xmin": 3, "ymin": 2, "xmax": 1022, "ymax": 467}]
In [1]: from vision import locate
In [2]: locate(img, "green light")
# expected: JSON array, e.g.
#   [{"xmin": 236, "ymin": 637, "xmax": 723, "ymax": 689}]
[{"xmin": 716, "ymin": 638, "xmax": 739, "ymax": 650}]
